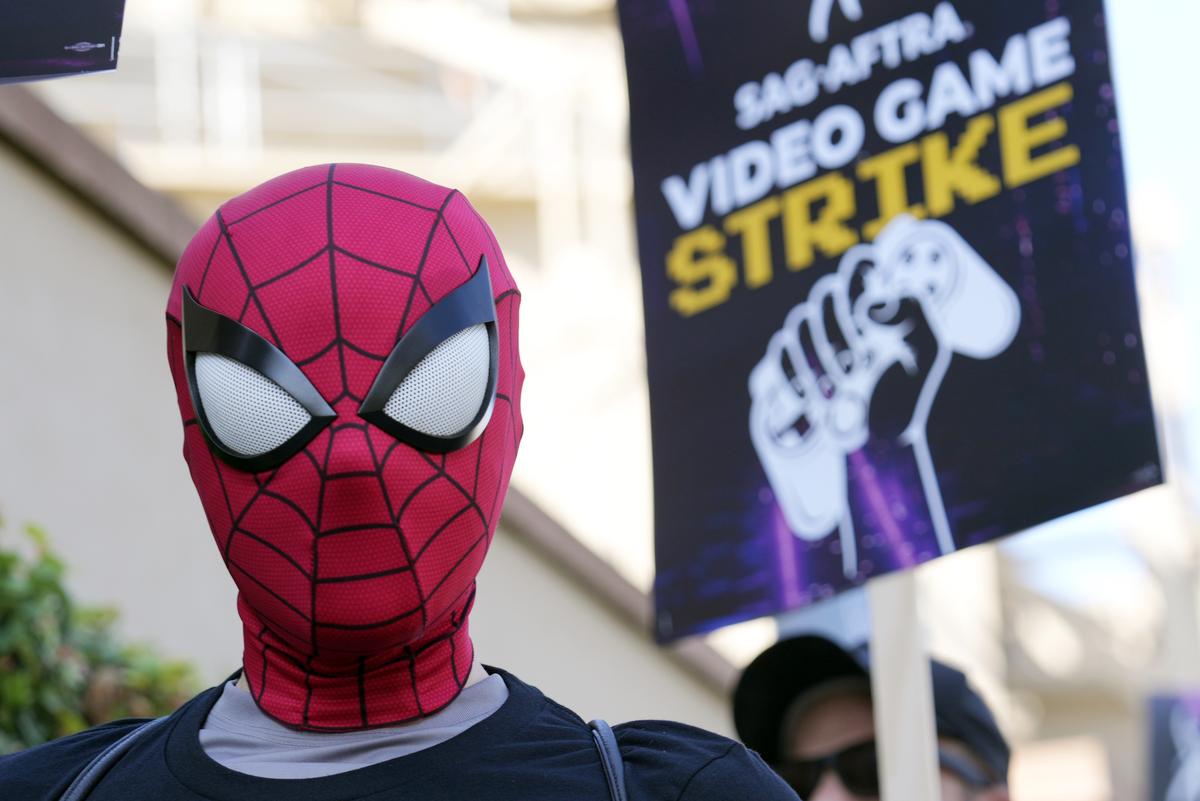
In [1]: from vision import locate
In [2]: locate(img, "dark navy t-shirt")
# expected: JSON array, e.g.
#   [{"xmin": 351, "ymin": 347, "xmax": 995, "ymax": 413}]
[{"xmin": 0, "ymin": 667, "xmax": 798, "ymax": 800}]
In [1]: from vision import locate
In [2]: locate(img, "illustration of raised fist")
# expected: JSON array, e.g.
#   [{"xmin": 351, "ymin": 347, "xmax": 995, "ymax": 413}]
[{"xmin": 749, "ymin": 215, "xmax": 1021, "ymax": 576}]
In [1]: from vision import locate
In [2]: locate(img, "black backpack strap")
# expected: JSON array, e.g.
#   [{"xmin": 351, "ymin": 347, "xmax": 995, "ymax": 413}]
[
  {"xmin": 59, "ymin": 716, "xmax": 168, "ymax": 801},
  {"xmin": 589, "ymin": 719, "xmax": 628, "ymax": 801}
]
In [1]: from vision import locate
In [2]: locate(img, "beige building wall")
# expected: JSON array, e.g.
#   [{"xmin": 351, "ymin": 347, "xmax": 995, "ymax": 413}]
[
  {"xmin": 0, "ymin": 142, "xmax": 243, "ymax": 682},
  {"xmin": 474, "ymin": 527, "xmax": 731, "ymax": 733},
  {"xmin": 0, "ymin": 136, "xmax": 733, "ymax": 732}
]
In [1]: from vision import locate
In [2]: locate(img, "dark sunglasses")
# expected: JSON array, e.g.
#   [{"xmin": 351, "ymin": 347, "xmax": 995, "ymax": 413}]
[{"xmin": 772, "ymin": 739, "xmax": 993, "ymax": 798}]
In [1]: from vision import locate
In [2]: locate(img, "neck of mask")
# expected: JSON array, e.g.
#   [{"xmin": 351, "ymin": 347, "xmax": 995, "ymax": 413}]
[{"xmin": 237, "ymin": 588, "xmax": 478, "ymax": 731}]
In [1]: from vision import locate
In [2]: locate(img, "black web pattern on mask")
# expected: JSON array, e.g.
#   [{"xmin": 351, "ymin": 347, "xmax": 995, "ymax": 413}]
[{"xmin": 176, "ymin": 164, "xmax": 521, "ymax": 729}]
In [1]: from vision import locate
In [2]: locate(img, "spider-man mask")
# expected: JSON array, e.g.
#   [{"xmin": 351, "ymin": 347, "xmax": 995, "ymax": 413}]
[{"xmin": 164, "ymin": 164, "xmax": 523, "ymax": 731}]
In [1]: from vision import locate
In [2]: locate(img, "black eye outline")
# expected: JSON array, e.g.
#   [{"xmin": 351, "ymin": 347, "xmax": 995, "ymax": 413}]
[
  {"xmin": 357, "ymin": 255, "xmax": 499, "ymax": 454},
  {"xmin": 181, "ymin": 287, "xmax": 337, "ymax": 472}
]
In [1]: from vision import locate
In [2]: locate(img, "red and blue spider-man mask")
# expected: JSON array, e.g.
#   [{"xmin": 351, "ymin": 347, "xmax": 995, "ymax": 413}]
[{"xmin": 164, "ymin": 164, "xmax": 524, "ymax": 731}]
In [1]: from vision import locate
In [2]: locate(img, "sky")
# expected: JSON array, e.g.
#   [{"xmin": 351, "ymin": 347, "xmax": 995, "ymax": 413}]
[{"xmin": 1003, "ymin": 0, "xmax": 1200, "ymax": 610}]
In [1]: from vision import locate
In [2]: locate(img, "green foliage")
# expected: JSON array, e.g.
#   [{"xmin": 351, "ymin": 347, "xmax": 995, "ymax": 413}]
[{"xmin": 0, "ymin": 514, "xmax": 198, "ymax": 753}]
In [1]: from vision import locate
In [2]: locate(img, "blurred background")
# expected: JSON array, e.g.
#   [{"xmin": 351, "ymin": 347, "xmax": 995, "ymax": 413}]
[{"xmin": 1, "ymin": 1, "xmax": 1198, "ymax": 798}]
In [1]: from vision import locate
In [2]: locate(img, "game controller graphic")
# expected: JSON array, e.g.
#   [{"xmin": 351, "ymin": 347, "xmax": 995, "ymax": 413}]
[{"xmin": 749, "ymin": 215, "xmax": 1021, "ymax": 578}]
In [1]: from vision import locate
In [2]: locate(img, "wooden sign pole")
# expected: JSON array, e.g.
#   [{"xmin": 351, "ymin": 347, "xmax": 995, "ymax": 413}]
[{"xmin": 867, "ymin": 570, "xmax": 942, "ymax": 801}]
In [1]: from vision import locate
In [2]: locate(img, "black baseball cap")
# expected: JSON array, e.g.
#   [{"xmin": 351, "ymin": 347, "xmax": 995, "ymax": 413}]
[{"xmin": 733, "ymin": 635, "xmax": 1010, "ymax": 782}]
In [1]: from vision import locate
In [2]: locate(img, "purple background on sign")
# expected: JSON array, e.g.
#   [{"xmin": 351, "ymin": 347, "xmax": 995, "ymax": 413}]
[{"xmin": 0, "ymin": 1, "xmax": 125, "ymax": 83}]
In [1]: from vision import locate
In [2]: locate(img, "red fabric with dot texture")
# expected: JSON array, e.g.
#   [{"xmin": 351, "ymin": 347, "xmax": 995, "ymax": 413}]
[{"xmin": 164, "ymin": 164, "xmax": 523, "ymax": 731}]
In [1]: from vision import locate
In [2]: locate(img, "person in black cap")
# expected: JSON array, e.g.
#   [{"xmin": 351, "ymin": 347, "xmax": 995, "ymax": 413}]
[{"xmin": 733, "ymin": 636, "xmax": 1010, "ymax": 801}]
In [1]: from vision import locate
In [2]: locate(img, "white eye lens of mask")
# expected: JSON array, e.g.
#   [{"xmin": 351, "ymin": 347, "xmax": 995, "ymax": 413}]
[
  {"xmin": 195, "ymin": 352, "xmax": 313, "ymax": 456},
  {"xmin": 382, "ymin": 324, "xmax": 490, "ymax": 438}
]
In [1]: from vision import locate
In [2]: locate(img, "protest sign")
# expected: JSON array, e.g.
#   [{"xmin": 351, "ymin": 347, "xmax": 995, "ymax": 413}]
[
  {"xmin": 0, "ymin": 0, "xmax": 126, "ymax": 84},
  {"xmin": 617, "ymin": 0, "xmax": 1161, "ymax": 640}
]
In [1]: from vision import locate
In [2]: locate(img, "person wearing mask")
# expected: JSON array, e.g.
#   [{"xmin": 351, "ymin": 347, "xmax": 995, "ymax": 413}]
[{"xmin": 0, "ymin": 164, "xmax": 797, "ymax": 801}]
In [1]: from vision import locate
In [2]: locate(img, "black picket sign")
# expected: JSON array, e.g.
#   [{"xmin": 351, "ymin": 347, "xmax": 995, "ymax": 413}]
[
  {"xmin": 0, "ymin": 0, "xmax": 126, "ymax": 84},
  {"xmin": 617, "ymin": 0, "xmax": 1162, "ymax": 641}
]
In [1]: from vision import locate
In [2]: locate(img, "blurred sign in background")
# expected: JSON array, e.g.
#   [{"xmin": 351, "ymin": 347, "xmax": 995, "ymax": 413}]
[
  {"xmin": 0, "ymin": 0, "xmax": 126, "ymax": 84},
  {"xmin": 2, "ymin": 1, "xmax": 1200, "ymax": 798},
  {"xmin": 1150, "ymin": 694, "xmax": 1200, "ymax": 801}
]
